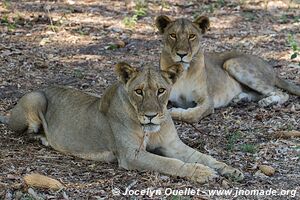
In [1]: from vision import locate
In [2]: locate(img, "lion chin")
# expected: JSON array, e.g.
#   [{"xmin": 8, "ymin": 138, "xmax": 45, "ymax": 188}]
[
  {"xmin": 142, "ymin": 123, "xmax": 161, "ymax": 133},
  {"xmin": 180, "ymin": 62, "xmax": 190, "ymax": 70}
]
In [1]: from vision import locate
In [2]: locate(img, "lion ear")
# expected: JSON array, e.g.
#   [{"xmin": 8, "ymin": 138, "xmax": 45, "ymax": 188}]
[
  {"xmin": 115, "ymin": 62, "xmax": 137, "ymax": 84},
  {"xmin": 193, "ymin": 16, "xmax": 210, "ymax": 34},
  {"xmin": 155, "ymin": 15, "xmax": 172, "ymax": 34},
  {"xmin": 162, "ymin": 63, "xmax": 184, "ymax": 84}
]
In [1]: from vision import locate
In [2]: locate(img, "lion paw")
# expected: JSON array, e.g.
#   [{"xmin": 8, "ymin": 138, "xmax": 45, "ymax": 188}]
[
  {"xmin": 232, "ymin": 92, "xmax": 252, "ymax": 103},
  {"xmin": 185, "ymin": 164, "xmax": 218, "ymax": 183},
  {"xmin": 169, "ymin": 108, "xmax": 199, "ymax": 122},
  {"xmin": 258, "ymin": 96, "xmax": 279, "ymax": 107},
  {"xmin": 169, "ymin": 108, "xmax": 184, "ymax": 121},
  {"xmin": 258, "ymin": 92, "xmax": 289, "ymax": 107}
]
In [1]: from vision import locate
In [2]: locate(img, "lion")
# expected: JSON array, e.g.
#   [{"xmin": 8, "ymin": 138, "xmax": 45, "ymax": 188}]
[
  {"xmin": 155, "ymin": 15, "xmax": 300, "ymax": 123},
  {"xmin": 0, "ymin": 62, "xmax": 244, "ymax": 183}
]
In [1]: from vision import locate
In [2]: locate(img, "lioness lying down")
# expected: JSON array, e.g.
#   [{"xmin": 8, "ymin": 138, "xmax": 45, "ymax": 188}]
[
  {"xmin": 156, "ymin": 15, "xmax": 300, "ymax": 122},
  {"xmin": 0, "ymin": 63, "xmax": 243, "ymax": 183}
]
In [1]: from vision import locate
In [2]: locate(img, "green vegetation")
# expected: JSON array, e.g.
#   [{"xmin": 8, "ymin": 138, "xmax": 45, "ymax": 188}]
[
  {"xmin": 240, "ymin": 144, "xmax": 257, "ymax": 154},
  {"xmin": 279, "ymin": 14, "xmax": 299, "ymax": 24},
  {"xmin": 123, "ymin": 15, "xmax": 138, "ymax": 28},
  {"xmin": 2, "ymin": 0, "xmax": 11, "ymax": 9},
  {"xmin": 123, "ymin": 0, "xmax": 148, "ymax": 28},
  {"xmin": 226, "ymin": 131, "xmax": 242, "ymax": 151},
  {"xmin": 107, "ymin": 44, "xmax": 118, "ymax": 50},
  {"xmin": 293, "ymin": 146, "xmax": 300, "ymax": 159},
  {"xmin": 19, "ymin": 194, "xmax": 37, "ymax": 200},
  {"xmin": 74, "ymin": 27, "xmax": 89, "ymax": 36},
  {"xmin": 239, "ymin": 0, "xmax": 246, "ymax": 4},
  {"xmin": 279, "ymin": 14, "xmax": 289, "ymax": 24},
  {"xmin": 0, "ymin": 15, "xmax": 16, "ymax": 31},
  {"xmin": 217, "ymin": 0, "xmax": 226, "ymax": 7},
  {"xmin": 287, "ymin": 34, "xmax": 300, "ymax": 66},
  {"xmin": 226, "ymin": 131, "xmax": 257, "ymax": 154},
  {"xmin": 160, "ymin": 0, "xmax": 170, "ymax": 10},
  {"xmin": 134, "ymin": 1, "xmax": 147, "ymax": 17},
  {"xmin": 74, "ymin": 69, "xmax": 84, "ymax": 79},
  {"xmin": 197, "ymin": 0, "xmax": 227, "ymax": 14},
  {"xmin": 243, "ymin": 11, "xmax": 257, "ymax": 21}
]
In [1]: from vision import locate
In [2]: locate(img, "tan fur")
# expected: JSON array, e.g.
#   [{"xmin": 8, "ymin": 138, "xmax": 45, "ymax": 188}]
[
  {"xmin": 156, "ymin": 15, "xmax": 300, "ymax": 122},
  {"xmin": 1, "ymin": 63, "xmax": 244, "ymax": 183}
]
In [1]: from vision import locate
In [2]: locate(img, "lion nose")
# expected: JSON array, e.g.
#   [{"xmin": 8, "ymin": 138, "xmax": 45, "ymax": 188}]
[
  {"xmin": 145, "ymin": 113, "xmax": 158, "ymax": 121},
  {"xmin": 176, "ymin": 52, "xmax": 188, "ymax": 59}
]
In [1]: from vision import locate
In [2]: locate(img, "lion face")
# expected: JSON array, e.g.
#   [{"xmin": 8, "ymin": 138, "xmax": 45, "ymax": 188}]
[
  {"xmin": 155, "ymin": 15, "xmax": 210, "ymax": 69},
  {"xmin": 115, "ymin": 62, "xmax": 183, "ymax": 133}
]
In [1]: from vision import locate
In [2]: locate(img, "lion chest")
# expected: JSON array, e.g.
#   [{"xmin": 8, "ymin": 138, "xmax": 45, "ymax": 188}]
[{"xmin": 169, "ymin": 73, "xmax": 198, "ymax": 109}]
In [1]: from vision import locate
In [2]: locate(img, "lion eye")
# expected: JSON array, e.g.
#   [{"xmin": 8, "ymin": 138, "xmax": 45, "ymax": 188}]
[
  {"xmin": 169, "ymin": 33, "xmax": 176, "ymax": 39},
  {"xmin": 135, "ymin": 89, "xmax": 143, "ymax": 96},
  {"xmin": 189, "ymin": 34, "xmax": 196, "ymax": 40},
  {"xmin": 157, "ymin": 88, "xmax": 166, "ymax": 95}
]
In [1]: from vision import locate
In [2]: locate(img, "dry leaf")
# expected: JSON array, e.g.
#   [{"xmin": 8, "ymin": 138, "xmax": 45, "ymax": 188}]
[
  {"xmin": 24, "ymin": 173, "xmax": 64, "ymax": 190},
  {"xmin": 259, "ymin": 165, "xmax": 275, "ymax": 176},
  {"xmin": 274, "ymin": 130, "xmax": 300, "ymax": 139}
]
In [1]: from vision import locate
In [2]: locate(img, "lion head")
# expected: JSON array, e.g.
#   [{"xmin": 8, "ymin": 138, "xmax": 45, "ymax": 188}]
[
  {"xmin": 115, "ymin": 62, "xmax": 183, "ymax": 133},
  {"xmin": 155, "ymin": 15, "xmax": 210, "ymax": 69}
]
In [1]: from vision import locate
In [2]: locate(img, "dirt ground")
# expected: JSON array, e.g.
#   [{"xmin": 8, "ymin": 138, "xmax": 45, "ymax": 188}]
[{"xmin": 0, "ymin": 0, "xmax": 299, "ymax": 199}]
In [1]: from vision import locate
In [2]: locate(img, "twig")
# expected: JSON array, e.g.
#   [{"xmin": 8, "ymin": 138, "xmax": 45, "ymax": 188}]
[
  {"xmin": 45, "ymin": 5, "xmax": 56, "ymax": 32},
  {"xmin": 134, "ymin": 132, "xmax": 148, "ymax": 158},
  {"xmin": 188, "ymin": 122, "xmax": 212, "ymax": 136}
]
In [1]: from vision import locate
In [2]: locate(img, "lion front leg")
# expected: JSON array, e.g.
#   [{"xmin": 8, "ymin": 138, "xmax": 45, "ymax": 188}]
[
  {"xmin": 162, "ymin": 137, "xmax": 244, "ymax": 181},
  {"xmin": 169, "ymin": 100, "xmax": 213, "ymax": 123},
  {"xmin": 117, "ymin": 148, "xmax": 218, "ymax": 184}
]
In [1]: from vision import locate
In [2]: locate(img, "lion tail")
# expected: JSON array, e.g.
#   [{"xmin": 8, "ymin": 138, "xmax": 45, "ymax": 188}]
[
  {"xmin": 0, "ymin": 115, "xmax": 9, "ymax": 124},
  {"xmin": 276, "ymin": 77, "xmax": 300, "ymax": 96}
]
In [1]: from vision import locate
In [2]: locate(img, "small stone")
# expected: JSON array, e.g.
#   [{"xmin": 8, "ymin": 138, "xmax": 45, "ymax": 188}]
[
  {"xmin": 160, "ymin": 175, "xmax": 170, "ymax": 181},
  {"xmin": 62, "ymin": 191, "xmax": 69, "ymax": 200},
  {"xmin": 24, "ymin": 173, "xmax": 64, "ymax": 190},
  {"xmin": 5, "ymin": 190, "xmax": 12, "ymax": 200},
  {"xmin": 7, "ymin": 174, "xmax": 18, "ymax": 180},
  {"xmin": 111, "ymin": 27, "xmax": 122, "ymax": 33},
  {"xmin": 28, "ymin": 188, "xmax": 39, "ymax": 199},
  {"xmin": 47, "ymin": 54, "xmax": 54, "ymax": 59},
  {"xmin": 258, "ymin": 165, "xmax": 275, "ymax": 176},
  {"xmin": 115, "ymin": 40, "xmax": 126, "ymax": 48}
]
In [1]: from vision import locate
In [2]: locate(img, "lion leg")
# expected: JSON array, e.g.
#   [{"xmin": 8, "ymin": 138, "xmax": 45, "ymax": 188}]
[
  {"xmin": 162, "ymin": 137, "xmax": 244, "ymax": 181},
  {"xmin": 223, "ymin": 58, "xmax": 289, "ymax": 106},
  {"xmin": 169, "ymin": 99, "xmax": 213, "ymax": 123},
  {"xmin": 74, "ymin": 151, "xmax": 117, "ymax": 163},
  {"xmin": 118, "ymin": 148, "xmax": 217, "ymax": 183},
  {"xmin": 8, "ymin": 91, "xmax": 49, "ymax": 135}
]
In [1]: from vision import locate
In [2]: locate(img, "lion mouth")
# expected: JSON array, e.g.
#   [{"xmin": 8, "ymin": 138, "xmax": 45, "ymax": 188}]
[
  {"xmin": 179, "ymin": 60, "xmax": 189, "ymax": 63},
  {"xmin": 141, "ymin": 123, "xmax": 161, "ymax": 133},
  {"xmin": 178, "ymin": 59, "xmax": 190, "ymax": 64}
]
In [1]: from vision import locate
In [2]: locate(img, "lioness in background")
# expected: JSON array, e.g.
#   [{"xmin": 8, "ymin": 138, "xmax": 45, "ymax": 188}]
[
  {"xmin": 156, "ymin": 15, "xmax": 300, "ymax": 123},
  {"xmin": 0, "ymin": 63, "xmax": 243, "ymax": 183}
]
